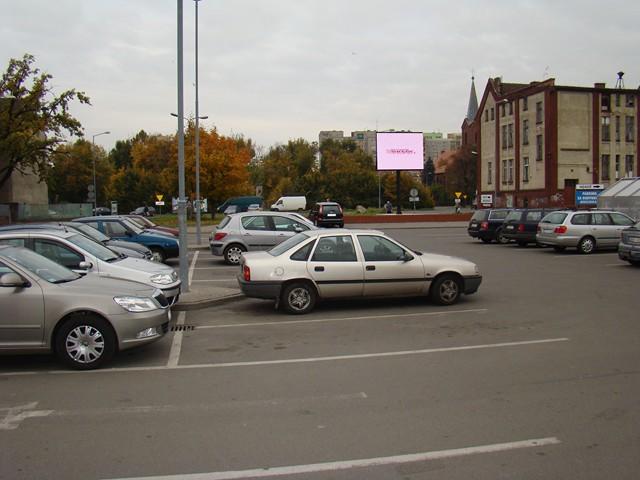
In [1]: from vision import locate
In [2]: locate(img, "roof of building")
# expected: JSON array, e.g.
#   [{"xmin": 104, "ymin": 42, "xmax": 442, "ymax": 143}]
[{"xmin": 466, "ymin": 76, "xmax": 478, "ymax": 122}]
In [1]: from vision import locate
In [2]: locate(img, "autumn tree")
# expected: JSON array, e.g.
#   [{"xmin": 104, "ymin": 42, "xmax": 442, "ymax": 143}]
[
  {"xmin": 381, "ymin": 172, "xmax": 434, "ymax": 209},
  {"xmin": 0, "ymin": 54, "xmax": 89, "ymax": 190},
  {"xmin": 444, "ymin": 147, "xmax": 477, "ymax": 205}
]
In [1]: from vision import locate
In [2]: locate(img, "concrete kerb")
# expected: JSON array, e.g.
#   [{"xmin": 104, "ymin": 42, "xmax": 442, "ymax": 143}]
[{"xmin": 173, "ymin": 292, "xmax": 244, "ymax": 311}]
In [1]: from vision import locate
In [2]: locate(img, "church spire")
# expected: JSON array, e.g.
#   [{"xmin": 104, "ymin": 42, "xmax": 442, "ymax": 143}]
[{"xmin": 466, "ymin": 76, "xmax": 479, "ymax": 122}]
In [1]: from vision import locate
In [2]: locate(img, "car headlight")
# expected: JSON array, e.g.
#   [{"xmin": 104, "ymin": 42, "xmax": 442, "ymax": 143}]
[
  {"xmin": 114, "ymin": 296, "xmax": 159, "ymax": 312},
  {"xmin": 150, "ymin": 273, "xmax": 174, "ymax": 285}
]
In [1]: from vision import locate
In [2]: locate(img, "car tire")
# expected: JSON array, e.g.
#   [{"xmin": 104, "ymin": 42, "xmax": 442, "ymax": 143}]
[
  {"xmin": 577, "ymin": 236, "xmax": 596, "ymax": 254},
  {"xmin": 150, "ymin": 248, "xmax": 166, "ymax": 263},
  {"xmin": 629, "ymin": 260, "xmax": 640, "ymax": 267},
  {"xmin": 480, "ymin": 238, "xmax": 492, "ymax": 244},
  {"xmin": 223, "ymin": 244, "xmax": 246, "ymax": 265},
  {"xmin": 281, "ymin": 282, "xmax": 317, "ymax": 314},
  {"xmin": 430, "ymin": 274, "xmax": 462, "ymax": 306},
  {"xmin": 496, "ymin": 229, "xmax": 509, "ymax": 244},
  {"xmin": 55, "ymin": 314, "xmax": 116, "ymax": 370},
  {"xmin": 553, "ymin": 246, "xmax": 566, "ymax": 252}
]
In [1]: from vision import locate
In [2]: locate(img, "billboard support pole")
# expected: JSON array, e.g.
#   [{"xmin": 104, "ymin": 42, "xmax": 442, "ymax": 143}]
[{"xmin": 396, "ymin": 170, "xmax": 402, "ymax": 214}]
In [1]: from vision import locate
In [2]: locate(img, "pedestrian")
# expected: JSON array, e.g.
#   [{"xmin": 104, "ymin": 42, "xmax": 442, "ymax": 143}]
[
  {"xmin": 384, "ymin": 200, "xmax": 393, "ymax": 214},
  {"xmin": 454, "ymin": 197, "xmax": 461, "ymax": 214},
  {"xmin": 143, "ymin": 204, "xmax": 149, "ymax": 217}
]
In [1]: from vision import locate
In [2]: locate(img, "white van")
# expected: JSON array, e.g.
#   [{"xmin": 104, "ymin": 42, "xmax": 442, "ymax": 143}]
[{"xmin": 270, "ymin": 196, "xmax": 307, "ymax": 211}]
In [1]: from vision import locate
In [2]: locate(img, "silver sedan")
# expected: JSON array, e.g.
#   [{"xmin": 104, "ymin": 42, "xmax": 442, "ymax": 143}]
[{"xmin": 238, "ymin": 229, "xmax": 482, "ymax": 314}]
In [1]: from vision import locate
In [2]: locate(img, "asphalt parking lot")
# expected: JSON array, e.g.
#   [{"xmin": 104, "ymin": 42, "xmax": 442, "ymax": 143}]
[{"xmin": 2, "ymin": 225, "xmax": 639, "ymax": 479}]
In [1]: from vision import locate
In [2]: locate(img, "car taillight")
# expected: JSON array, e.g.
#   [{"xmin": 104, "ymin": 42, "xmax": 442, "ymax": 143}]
[
  {"xmin": 518, "ymin": 224, "xmax": 525, "ymax": 232},
  {"xmin": 554, "ymin": 225, "xmax": 567, "ymax": 234},
  {"xmin": 243, "ymin": 265, "xmax": 251, "ymax": 281},
  {"xmin": 213, "ymin": 232, "xmax": 227, "ymax": 241},
  {"xmin": 319, "ymin": 205, "xmax": 324, "ymax": 215},
  {"xmin": 338, "ymin": 205, "xmax": 343, "ymax": 215},
  {"xmin": 480, "ymin": 221, "xmax": 489, "ymax": 230}
]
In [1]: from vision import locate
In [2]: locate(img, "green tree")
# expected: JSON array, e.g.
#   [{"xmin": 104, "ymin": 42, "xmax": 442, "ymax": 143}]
[
  {"xmin": 381, "ymin": 172, "xmax": 434, "ymax": 209},
  {"xmin": 0, "ymin": 53, "xmax": 90, "ymax": 190}
]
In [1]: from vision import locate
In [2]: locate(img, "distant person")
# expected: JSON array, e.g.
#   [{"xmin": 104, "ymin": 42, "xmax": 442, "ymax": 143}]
[
  {"xmin": 454, "ymin": 197, "xmax": 461, "ymax": 214},
  {"xmin": 143, "ymin": 204, "xmax": 149, "ymax": 217},
  {"xmin": 385, "ymin": 200, "xmax": 393, "ymax": 214}
]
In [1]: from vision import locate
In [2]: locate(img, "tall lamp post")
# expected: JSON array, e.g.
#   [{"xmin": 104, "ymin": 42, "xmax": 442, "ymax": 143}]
[
  {"xmin": 91, "ymin": 131, "xmax": 110, "ymax": 212},
  {"xmin": 194, "ymin": 0, "xmax": 203, "ymax": 245}
]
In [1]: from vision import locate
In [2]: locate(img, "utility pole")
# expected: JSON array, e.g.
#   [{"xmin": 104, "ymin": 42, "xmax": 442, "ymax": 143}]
[{"xmin": 194, "ymin": 0, "xmax": 203, "ymax": 245}]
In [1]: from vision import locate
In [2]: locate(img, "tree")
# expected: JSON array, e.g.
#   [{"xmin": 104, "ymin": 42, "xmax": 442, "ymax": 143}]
[
  {"xmin": 444, "ymin": 147, "xmax": 477, "ymax": 205},
  {"xmin": 0, "ymin": 53, "xmax": 90, "ymax": 191}
]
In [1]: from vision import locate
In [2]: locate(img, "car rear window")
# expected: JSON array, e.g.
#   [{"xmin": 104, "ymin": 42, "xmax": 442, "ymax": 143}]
[
  {"xmin": 489, "ymin": 210, "xmax": 509, "ymax": 220},
  {"xmin": 322, "ymin": 205, "xmax": 341, "ymax": 215},
  {"xmin": 504, "ymin": 211, "xmax": 522, "ymax": 222},
  {"xmin": 571, "ymin": 213, "xmax": 590, "ymax": 225},
  {"xmin": 541, "ymin": 212, "xmax": 568, "ymax": 224},
  {"xmin": 471, "ymin": 210, "xmax": 488, "ymax": 221},
  {"xmin": 217, "ymin": 216, "xmax": 232, "ymax": 229},
  {"xmin": 525, "ymin": 211, "xmax": 543, "ymax": 222}
]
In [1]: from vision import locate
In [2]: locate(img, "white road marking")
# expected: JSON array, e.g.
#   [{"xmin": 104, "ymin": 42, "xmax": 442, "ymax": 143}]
[
  {"xmin": 191, "ymin": 279, "xmax": 236, "ymax": 283},
  {"xmin": 193, "ymin": 266, "xmax": 239, "ymax": 270},
  {"xmin": 188, "ymin": 251, "xmax": 200, "ymax": 287},
  {"xmin": 166, "ymin": 311, "xmax": 186, "ymax": 368},
  {"xmin": 604, "ymin": 263, "xmax": 625, "ymax": 267},
  {"xmin": 196, "ymin": 308, "xmax": 489, "ymax": 329},
  {"xmin": 106, "ymin": 437, "xmax": 561, "ymax": 479},
  {"xmin": 0, "ymin": 337, "xmax": 568, "ymax": 377},
  {"xmin": 0, "ymin": 402, "xmax": 53, "ymax": 430}
]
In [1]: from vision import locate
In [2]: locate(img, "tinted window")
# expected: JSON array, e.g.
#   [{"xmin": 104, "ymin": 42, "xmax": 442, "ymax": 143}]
[
  {"xmin": 290, "ymin": 241, "xmax": 315, "ymax": 261},
  {"xmin": 525, "ymin": 211, "xmax": 543, "ymax": 222},
  {"xmin": 489, "ymin": 210, "xmax": 509, "ymax": 220},
  {"xmin": 571, "ymin": 214, "xmax": 590, "ymax": 225},
  {"xmin": 357, "ymin": 235, "xmax": 405, "ymax": 262},
  {"xmin": 104, "ymin": 221, "xmax": 129, "ymax": 237},
  {"xmin": 0, "ymin": 238, "xmax": 26, "ymax": 247},
  {"xmin": 471, "ymin": 210, "xmax": 489, "ymax": 221},
  {"xmin": 592, "ymin": 213, "xmax": 612, "ymax": 225},
  {"xmin": 268, "ymin": 233, "xmax": 309, "ymax": 257},
  {"xmin": 241, "ymin": 216, "xmax": 270, "ymax": 231},
  {"xmin": 504, "ymin": 211, "xmax": 522, "ymax": 222},
  {"xmin": 311, "ymin": 236, "xmax": 357, "ymax": 262},
  {"xmin": 541, "ymin": 212, "xmax": 568, "ymax": 224},
  {"xmin": 610, "ymin": 213, "xmax": 634, "ymax": 226},
  {"xmin": 34, "ymin": 240, "xmax": 84, "ymax": 269}
]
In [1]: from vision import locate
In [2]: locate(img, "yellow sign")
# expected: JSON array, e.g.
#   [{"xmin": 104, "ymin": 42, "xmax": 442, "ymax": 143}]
[
  {"xmin": 156, "ymin": 194, "xmax": 164, "ymax": 202},
  {"xmin": 454, "ymin": 192, "xmax": 462, "ymax": 199}
]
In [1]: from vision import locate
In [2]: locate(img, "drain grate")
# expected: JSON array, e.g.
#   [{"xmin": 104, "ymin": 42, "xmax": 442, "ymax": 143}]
[{"xmin": 171, "ymin": 325, "xmax": 196, "ymax": 332}]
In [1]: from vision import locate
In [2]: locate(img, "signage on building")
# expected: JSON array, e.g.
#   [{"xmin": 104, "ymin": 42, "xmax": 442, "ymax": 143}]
[
  {"xmin": 575, "ymin": 184, "xmax": 605, "ymax": 206},
  {"xmin": 480, "ymin": 194, "xmax": 493, "ymax": 206}
]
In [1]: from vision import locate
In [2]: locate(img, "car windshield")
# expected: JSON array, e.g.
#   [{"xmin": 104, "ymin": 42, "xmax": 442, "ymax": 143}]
[
  {"xmin": 541, "ymin": 212, "xmax": 568, "ymax": 224},
  {"xmin": 1, "ymin": 246, "xmax": 80, "ymax": 284},
  {"xmin": 67, "ymin": 234, "xmax": 120, "ymax": 262},
  {"xmin": 122, "ymin": 218, "xmax": 144, "ymax": 234},
  {"xmin": 71, "ymin": 223, "xmax": 110, "ymax": 242},
  {"xmin": 504, "ymin": 211, "xmax": 522, "ymax": 222},
  {"xmin": 269, "ymin": 232, "xmax": 310, "ymax": 256}
]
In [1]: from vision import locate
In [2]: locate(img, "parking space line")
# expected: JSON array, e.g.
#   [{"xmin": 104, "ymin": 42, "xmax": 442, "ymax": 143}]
[
  {"xmin": 193, "ymin": 266, "xmax": 239, "ymax": 270},
  {"xmin": 106, "ymin": 437, "xmax": 561, "ymax": 479},
  {"xmin": 196, "ymin": 308, "xmax": 489, "ymax": 329},
  {"xmin": 0, "ymin": 337, "xmax": 568, "ymax": 377},
  {"xmin": 166, "ymin": 312, "xmax": 186, "ymax": 368},
  {"xmin": 188, "ymin": 251, "xmax": 200, "ymax": 287}
]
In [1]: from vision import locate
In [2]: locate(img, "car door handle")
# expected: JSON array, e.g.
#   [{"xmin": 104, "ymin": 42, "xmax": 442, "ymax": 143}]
[
  {"xmin": 314, "ymin": 266, "xmax": 325, "ymax": 272},
  {"xmin": 366, "ymin": 265, "xmax": 376, "ymax": 271}
]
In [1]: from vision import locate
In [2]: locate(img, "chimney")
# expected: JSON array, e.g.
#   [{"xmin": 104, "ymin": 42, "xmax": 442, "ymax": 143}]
[{"xmin": 594, "ymin": 82, "xmax": 606, "ymax": 89}]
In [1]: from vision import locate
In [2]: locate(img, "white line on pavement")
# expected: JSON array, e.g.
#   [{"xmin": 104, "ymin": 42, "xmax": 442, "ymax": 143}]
[
  {"xmin": 193, "ymin": 266, "xmax": 239, "ymax": 270},
  {"xmin": 188, "ymin": 251, "xmax": 200, "ymax": 287},
  {"xmin": 196, "ymin": 308, "xmax": 489, "ymax": 329},
  {"xmin": 106, "ymin": 437, "xmax": 561, "ymax": 479},
  {"xmin": 166, "ymin": 312, "xmax": 186, "ymax": 368},
  {"xmin": 0, "ymin": 337, "xmax": 569, "ymax": 377},
  {"xmin": 0, "ymin": 402, "xmax": 53, "ymax": 431},
  {"xmin": 191, "ymin": 279, "xmax": 236, "ymax": 283}
]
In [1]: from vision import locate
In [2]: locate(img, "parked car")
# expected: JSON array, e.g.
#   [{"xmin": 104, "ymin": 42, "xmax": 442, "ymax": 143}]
[
  {"xmin": 501, "ymin": 208, "xmax": 559, "ymax": 246},
  {"xmin": 0, "ymin": 245, "xmax": 171, "ymax": 369},
  {"xmin": 0, "ymin": 229, "xmax": 181, "ymax": 304},
  {"xmin": 130, "ymin": 206, "xmax": 156, "ymax": 217},
  {"xmin": 238, "ymin": 229, "xmax": 482, "ymax": 314},
  {"xmin": 92, "ymin": 207, "xmax": 111, "ymax": 216},
  {"xmin": 270, "ymin": 196, "xmax": 307, "ymax": 212},
  {"xmin": 467, "ymin": 209, "xmax": 512, "ymax": 243},
  {"xmin": 124, "ymin": 214, "xmax": 179, "ymax": 237},
  {"xmin": 308, "ymin": 202, "xmax": 344, "ymax": 228},
  {"xmin": 217, "ymin": 196, "xmax": 263, "ymax": 214},
  {"xmin": 209, "ymin": 211, "xmax": 317, "ymax": 264},
  {"xmin": 73, "ymin": 216, "xmax": 179, "ymax": 262},
  {"xmin": 0, "ymin": 222, "xmax": 153, "ymax": 260},
  {"xmin": 536, "ymin": 209, "xmax": 635, "ymax": 254},
  {"xmin": 618, "ymin": 219, "xmax": 640, "ymax": 266}
]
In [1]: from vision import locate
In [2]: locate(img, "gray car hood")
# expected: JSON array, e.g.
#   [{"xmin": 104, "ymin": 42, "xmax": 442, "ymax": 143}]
[{"xmin": 41, "ymin": 273, "xmax": 158, "ymax": 298}]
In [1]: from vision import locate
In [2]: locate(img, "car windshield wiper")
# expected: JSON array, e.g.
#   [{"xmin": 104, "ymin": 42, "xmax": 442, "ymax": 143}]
[
  {"xmin": 105, "ymin": 256, "xmax": 121, "ymax": 263},
  {"xmin": 51, "ymin": 278, "xmax": 78, "ymax": 284}
]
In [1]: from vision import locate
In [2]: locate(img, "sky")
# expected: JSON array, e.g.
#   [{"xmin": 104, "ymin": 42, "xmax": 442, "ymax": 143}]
[{"xmin": 2, "ymin": 0, "xmax": 640, "ymax": 152}]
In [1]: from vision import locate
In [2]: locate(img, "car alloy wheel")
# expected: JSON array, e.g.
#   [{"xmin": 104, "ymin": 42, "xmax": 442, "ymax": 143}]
[
  {"xmin": 150, "ymin": 248, "xmax": 166, "ymax": 263},
  {"xmin": 496, "ymin": 229, "xmax": 509, "ymax": 244},
  {"xmin": 282, "ymin": 282, "xmax": 316, "ymax": 314},
  {"xmin": 224, "ymin": 244, "xmax": 245, "ymax": 265},
  {"xmin": 55, "ymin": 315, "xmax": 116, "ymax": 370},
  {"xmin": 578, "ymin": 236, "xmax": 595, "ymax": 254},
  {"xmin": 430, "ymin": 274, "xmax": 461, "ymax": 305}
]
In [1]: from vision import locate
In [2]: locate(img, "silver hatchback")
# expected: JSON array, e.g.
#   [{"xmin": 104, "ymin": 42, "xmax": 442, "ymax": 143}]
[
  {"xmin": 210, "ymin": 211, "xmax": 317, "ymax": 264},
  {"xmin": 536, "ymin": 210, "xmax": 635, "ymax": 254}
]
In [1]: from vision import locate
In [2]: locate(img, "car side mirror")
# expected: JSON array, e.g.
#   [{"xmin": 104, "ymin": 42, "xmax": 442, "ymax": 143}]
[
  {"xmin": 402, "ymin": 252, "xmax": 414, "ymax": 262},
  {"xmin": 0, "ymin": 272, "xmax": 29, "ymax": 288},
  {"xmin": 294, "ymin": 226, "xmax": 303, "ymax": 233},
  {"xmin": 78, "ymin": 261, "xmax": 93, "ymax": 271}
]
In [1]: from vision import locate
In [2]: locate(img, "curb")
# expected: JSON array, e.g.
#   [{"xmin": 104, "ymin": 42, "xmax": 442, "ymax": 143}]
[{"xmin": 173, "ymin": 292, "xmax": 244, "ymax": 311}]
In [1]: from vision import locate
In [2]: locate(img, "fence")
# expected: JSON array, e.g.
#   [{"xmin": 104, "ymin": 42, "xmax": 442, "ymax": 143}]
[{"xmin": 0, "ymin": 203, "xmax": 93, "ymax": 224}]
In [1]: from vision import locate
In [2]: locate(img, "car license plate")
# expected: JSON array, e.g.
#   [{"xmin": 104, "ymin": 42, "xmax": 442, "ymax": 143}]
[
  {"xmin": 471, "ymin": 222, "xmax": 477, "ymax": 227},
  {"xmin": 327, "ymin": 213, "xmax": 336, "ymax": 217},
  {"xmin": 506, "ymin": 225, "xmax": 514, "ymax": 230}
]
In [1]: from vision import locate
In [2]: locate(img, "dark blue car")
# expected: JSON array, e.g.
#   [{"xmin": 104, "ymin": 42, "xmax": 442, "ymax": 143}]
[{"xmin": 73, "ymin": 216, "xmax": 179, "ymax": 262}]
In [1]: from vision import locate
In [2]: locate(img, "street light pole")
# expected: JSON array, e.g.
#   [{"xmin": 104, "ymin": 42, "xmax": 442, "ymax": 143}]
[
  {"xmin": 91, "ymin": 131, "xmax": 110, "ymax": 212},
  {"xmin": 194, "ymin": 0, "xmax": 203, "ymax": 245}
]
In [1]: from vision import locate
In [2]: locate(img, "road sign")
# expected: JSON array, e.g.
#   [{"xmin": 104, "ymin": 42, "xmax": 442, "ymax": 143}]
[
  {"xmin": 110, "ymin": 201, "xmax": 118, "ymax": 214},
  {"xmin": 454, "ymin": 192, "xmax": 462, "ymax": 199},
  {"xmin": 87, "ymin": 185, "xmax": 95, "ymax": 192},
  {"xmin": 155, "ymin": 201, "xmax": 165, "ymax": 206},
  {"xmin": 87, "ymin": 192, "xmax": 96, "ymax": 201},
  {"xmin": 156, "ymin": 194, "xmax": 164, "ymax": 202},
  {"xmin": 409, "ymin": 188, "xmax": 418, "ymax": 197}
]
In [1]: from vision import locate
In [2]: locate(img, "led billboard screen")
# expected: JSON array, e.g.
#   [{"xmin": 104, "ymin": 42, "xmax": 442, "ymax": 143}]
[{"xmin": 376, "ymin": 132, "xmax": 424, "ymax": 171}]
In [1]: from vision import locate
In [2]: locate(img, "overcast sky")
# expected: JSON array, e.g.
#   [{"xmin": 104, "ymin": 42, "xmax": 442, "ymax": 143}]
[{"xmin": 2, "ymin": 1, "xmax": 639, "ymax": 151}]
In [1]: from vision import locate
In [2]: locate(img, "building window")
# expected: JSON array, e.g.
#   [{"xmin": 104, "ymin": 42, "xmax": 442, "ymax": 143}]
[
  {"xmin": 501, "ymin": 125, "xmax": 507, "ymax": 149},
  {"xmin": 536, "ymin": 135, "xmax": 543, "ymax": 161},
  {"xmin": 508, "ymin": 102, "xmax": 513, "ymax": 115},
  {"xmin": 502, "ymin": 160, "xmax": 508, "ymax": 184},
  {"xmin": 615, "ymin": 155, "xmax": 620, "ymax": 180},
  {"xmin": 626, "ymin": 95, "xmax": 635, "ymax": 108},
  {"xmin": 601, "ymin": 94, "xmax": 610, "ymax": 112},
  {"xmin": 508, "ymin": 159, "xmax": 514, "ymax": 183},
  {"xmin": 625, "ymin": 155, "xmax": 634, "ymax": 176},
  {"xmin": 487, "ymin": 161, "xmax": 492, "ymax": 185},
  {"xmin": 601, "ymin": 116, "xmax": 611, "ymax": 142},
  {"xmin": 507, "ymin": 124, "xmax": 513, "ymax": 148},
  {"xmin": 523, "ymin": 119, "xmax": 529, "ymax": 145},
  {"xmin": 490, "ymin": 108, "xmax": 494, "ymax": 120},
  {"xmin": 615, "ymin": 94, "xmax": 621, "ymax": 107},
  {"xmin": 615, "ymin": 116, "xmax": 621, "ymax": 142},
  {"xmin": 523, "ymin": 97, "xmax": 528, "ymax": 111},
  {"xmin": 523, "ymin": 157, "xmax": 530, "ymax": 182},
  {"xmin": 501, "ymin": 104, "xmax": 506, "ymax": 117},
  {"xmin": 601, "ymin": 154, "xmax": 610, "ymax": 181},
  {"xmin": 485, "ymin": 110, "xmax": 489, "ymax": 122},
  {"xmin": 536, "ymin": 101, "xmax": 543, "ymax": 124},
  {"xmin": 625, "ymin": 116, "xmax": 635, "ymax": 142}
]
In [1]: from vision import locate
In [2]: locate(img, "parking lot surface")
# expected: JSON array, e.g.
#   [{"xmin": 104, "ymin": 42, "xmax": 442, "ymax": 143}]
[{"xmin": 1, "ymin": 226, "xmax": 639, "ymax": 479}]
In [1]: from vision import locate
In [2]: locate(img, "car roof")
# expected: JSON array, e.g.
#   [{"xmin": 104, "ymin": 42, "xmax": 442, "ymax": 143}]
[
  {"xmin": 229, "ymin": 211, "xmax": 305, "ymax": 217},
  {"xmin": 301, "ymin": 228, "xmax": 384, "ymax": 237},
  {"xmin": 0, "ymin": 228, "xmax": 76, "ymax": 239},
  {"xmin": 315, "ymin": 201, "xmax": 340, "ymax": 205},
  {"xmin": 74, "ymin": 215, "xmax": 131, "ymax": 221}
]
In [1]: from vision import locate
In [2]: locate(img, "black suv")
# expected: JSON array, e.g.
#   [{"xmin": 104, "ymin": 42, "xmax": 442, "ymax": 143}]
[
  {"xmin": 467, "ymin": 209, "xmax": 512, "ymax": 243},
  {"xmin": 501, "ymin": 208, "xmax": 559, "ymax": 246},
  {"xmin": 308, "ymin": 202, "xmax": 344, "ymax": 227}
]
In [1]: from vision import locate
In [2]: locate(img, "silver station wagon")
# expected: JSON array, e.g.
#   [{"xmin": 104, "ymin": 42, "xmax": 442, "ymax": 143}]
[{"xmin": 238, "ymin": 229, "xmax": 482, "ymax": 314}]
